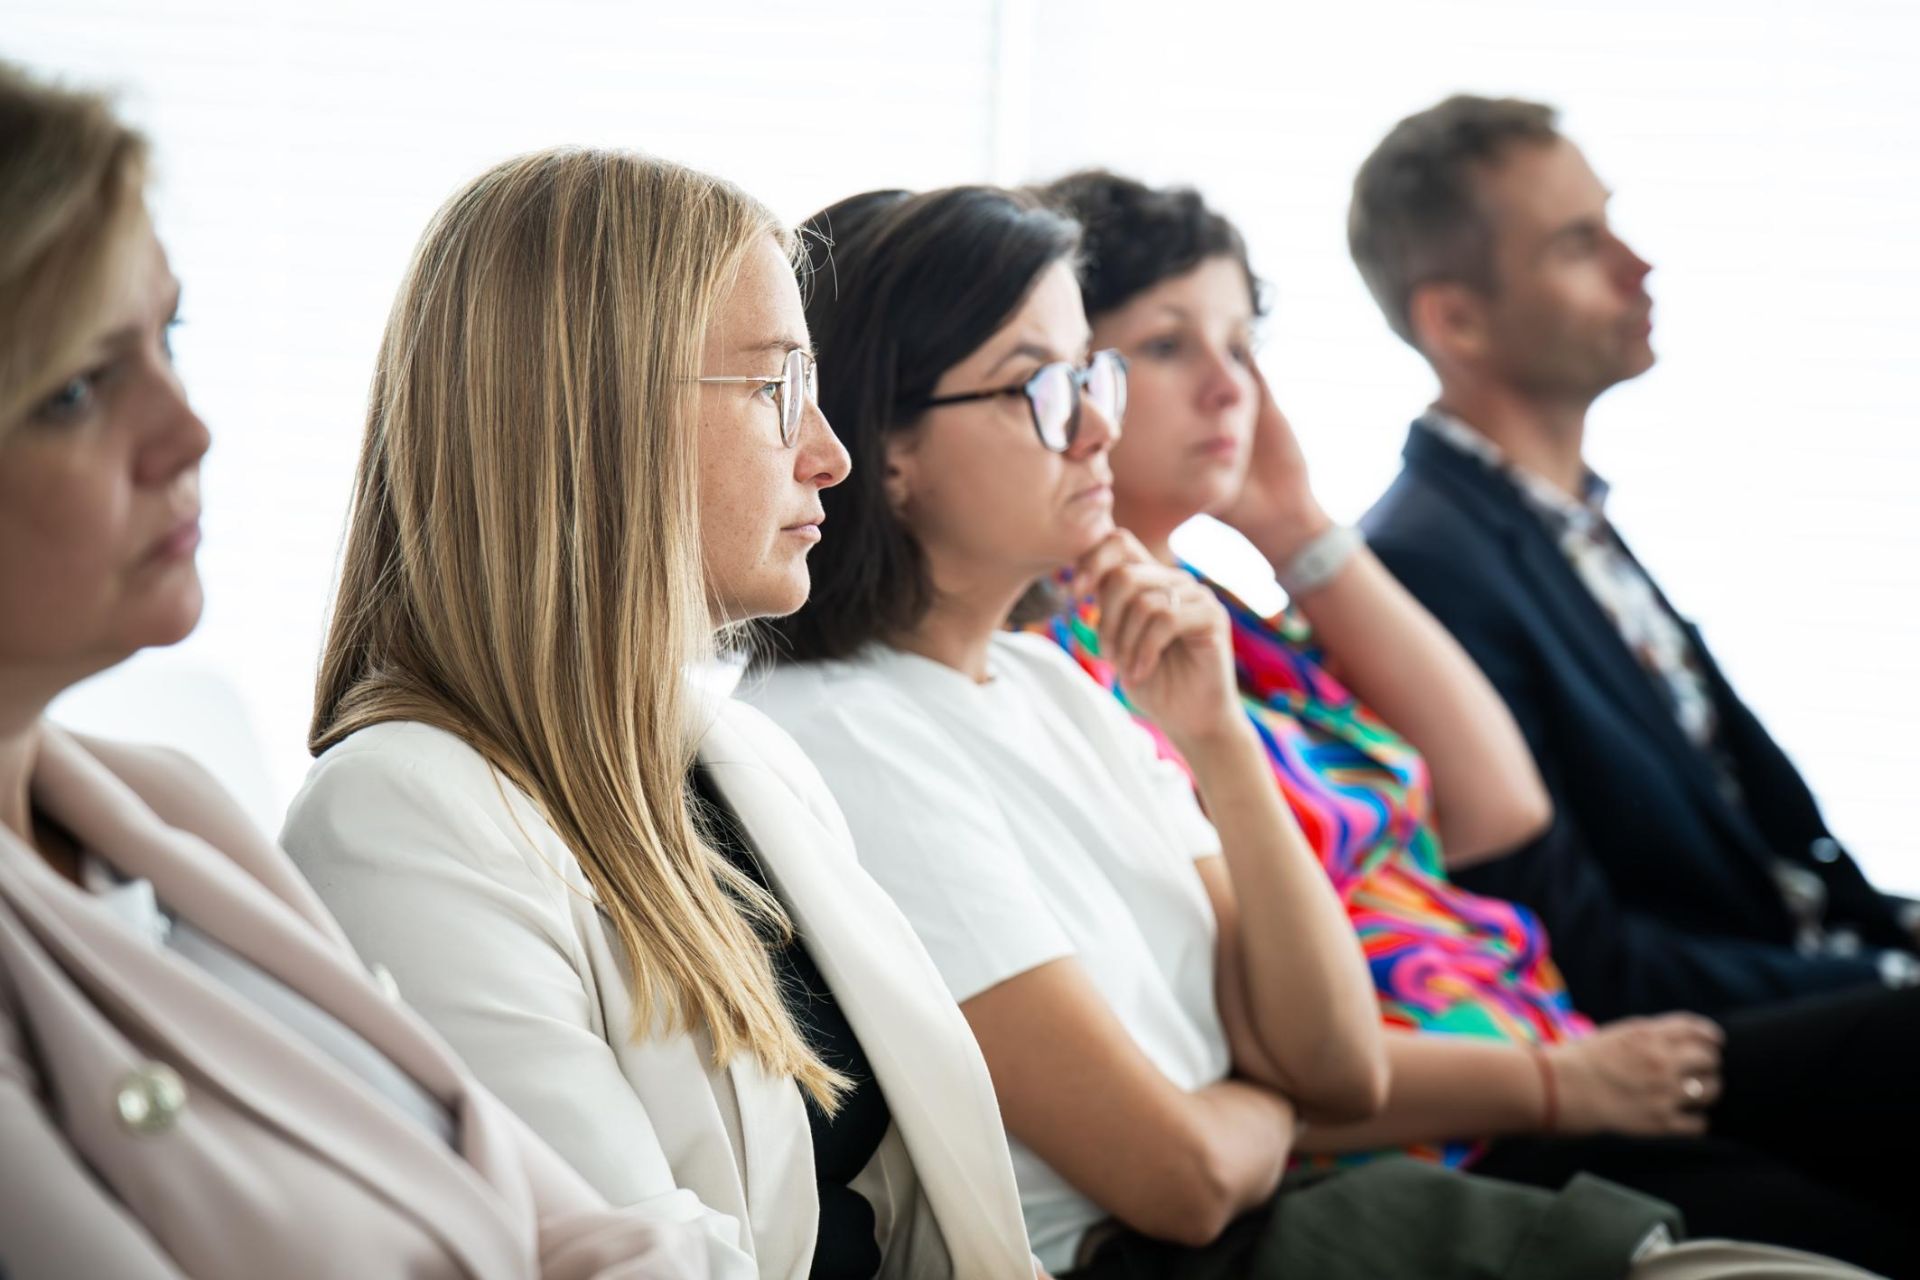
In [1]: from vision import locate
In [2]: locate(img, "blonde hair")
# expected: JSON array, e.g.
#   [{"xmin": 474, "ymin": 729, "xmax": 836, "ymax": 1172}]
[
  {"xmin": 0, "ymin": 62, "xmax": 150, "ymax": 430},
  {"xmin": 313, "ymin": 148, "xmax": 844, "ymax": 1107}
]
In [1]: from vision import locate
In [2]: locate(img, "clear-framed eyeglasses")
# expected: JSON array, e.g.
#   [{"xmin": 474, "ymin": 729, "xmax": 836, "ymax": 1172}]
[{"xmin": 693, "ymin": 346, "xmax": 818, "ymax": 448}]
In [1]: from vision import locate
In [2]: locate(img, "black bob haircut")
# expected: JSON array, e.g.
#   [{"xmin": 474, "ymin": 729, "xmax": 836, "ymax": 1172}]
[{"xmin": 765, "ymin": 185, "xmax": 1081, "ymax": 665}]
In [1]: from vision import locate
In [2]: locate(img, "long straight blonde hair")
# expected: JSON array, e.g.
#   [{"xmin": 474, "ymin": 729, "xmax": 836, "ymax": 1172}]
[{"xmin": 312, "ymin": 147, "xmax": 842, "ymax": 1106}]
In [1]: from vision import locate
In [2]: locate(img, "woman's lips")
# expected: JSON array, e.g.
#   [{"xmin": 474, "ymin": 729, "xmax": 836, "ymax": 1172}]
[
  {"xmin": 782, "ymin": 517, "xmax": 824, "ymax": 542},
  {"xmin": 1191, "ymin": 434, "xmax": 1241, "ymax": 459},
  {"xmin": 146, "ymin": 514, "xmax": 201, "ymax": 563},
  {"xmin": 1070, "ymin": 482, "xmax": 1113, "ymax": 504}
]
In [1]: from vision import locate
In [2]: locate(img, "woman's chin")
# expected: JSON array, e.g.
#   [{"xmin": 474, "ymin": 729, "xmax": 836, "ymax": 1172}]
[
  {"xmin": 760, "ymin": 569, "xmax": 815, "ymax": 622},
  {"xmin": 1084, "ymin": 507, "xmax": 1117, "ymax": 543},
  {"xmin": 131, "ymin": 578, "xmax": 205, "ymax": 651},
  {"xmin": 1192, "ymin": 473, "xmax": 1247, "ymax": 522}
]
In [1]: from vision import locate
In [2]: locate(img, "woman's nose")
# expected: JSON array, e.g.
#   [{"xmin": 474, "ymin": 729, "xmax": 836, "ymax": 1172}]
[{"xmin": 796, "ymin": 397, "xmax": 852, "ymax": 489}]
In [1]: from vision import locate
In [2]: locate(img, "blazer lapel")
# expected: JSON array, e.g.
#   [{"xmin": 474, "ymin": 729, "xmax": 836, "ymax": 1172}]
[
  {"xmin": 1404, "ymin": 434, "xmax": 1785, "ymax": 876},
  {"xmin": 15, "ymin": 727, "xmax": 531, "ymax": 1280},
  {"xmin": 698, "ymin": 710, "xmax": 1033, "ymax": 1280},
  {"xmin": 1405, "ymin": 430, "xmax": 1710, "ymax": 763},
  {"xmin": 1601, "ymin": 535, "xmax": 1796, "ymax": 857}
]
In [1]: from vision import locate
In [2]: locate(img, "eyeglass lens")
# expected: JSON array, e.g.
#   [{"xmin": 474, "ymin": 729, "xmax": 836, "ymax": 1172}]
[
  {"xmin": 779, "ymin": 348, "xmax": 818, "ymax": 447},
  {"xmin": 1028, "ymin": 351, "xmax": 1127, "ymax": 452},
  {"xmin": 1085, "ymin": 349, "xmax": 1126, "ymax": 427},
  {"xmin": 1030, "ymin": 363, "xmax": 1076, "ymax": 451}
]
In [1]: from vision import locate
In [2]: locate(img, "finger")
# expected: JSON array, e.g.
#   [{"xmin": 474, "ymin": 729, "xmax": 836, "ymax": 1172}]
[
  {"xmin": 1666, "ymin": 1110, "xmax": 1709, "ymax": 1137},
  {"xmin": 1672, "ymin": 1066, "xmax": 1720, "ymax": 1113},
  {"xmin": 1073, "ymin": 529, "xmax": 1152, "ymax": 598},
  {"xmin": 1667, "ymin": 1031, "xmax": 1725, "ymax": 1076},
  {"xmin": 1651, "ymin": 1016, "xmax": 1719, "ymax": 1059},
  {"xmin": 1126, "ymin": 611, "xmax": 1180, "ymax": 685},
  {"xmin": 1135, "ymin": 591, "xmax": 1226, "ymax": 685},
  {"xmin": 1673, "ymin": 1042, "xmax": 1721, "ymax": 1079},
  {"xmin": 1101, "ymin": 568, "xmax": 1175, "ymax": 673},
  {"xmin": 1091, "ymin": 559, "xmax": 1152, "ymax": 621},
  {"xmin": 1665, "ymin": 1014, "xmax": 1725, "ymax": 1046},
  {"xmin": 1070, "ymin": 535, "xmax": 1128, "ymax": 604}
]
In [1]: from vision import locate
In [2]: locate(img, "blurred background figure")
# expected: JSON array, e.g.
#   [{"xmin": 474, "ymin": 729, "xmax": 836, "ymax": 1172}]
[
  {"xmin": 1352, "ymin": 95, "xmax": 1920, "ymax": 1018},
  {"xmin": 0, "ymin": 59, "xmax": 732, "ymax": 1280}
]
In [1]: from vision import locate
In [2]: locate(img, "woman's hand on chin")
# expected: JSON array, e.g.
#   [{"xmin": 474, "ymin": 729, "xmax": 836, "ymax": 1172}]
[
  {"xmin": 1071, "ymin": 529, "xmax": 1244, "ymax": 751},
  {"xmin": 1216, "ymin": 366, "xmax": 1333, "ymax": 568}
]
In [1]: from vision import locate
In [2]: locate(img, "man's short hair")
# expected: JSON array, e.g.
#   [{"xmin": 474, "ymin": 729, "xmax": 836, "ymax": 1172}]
[{"xmin": 1348, "ymin": 94, "xmax": 1561, "ymax": 347}]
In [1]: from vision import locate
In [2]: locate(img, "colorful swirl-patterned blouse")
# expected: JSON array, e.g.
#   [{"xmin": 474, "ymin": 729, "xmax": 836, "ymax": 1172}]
[{"xmin": 1039, "ymin": 567, "xmax": 1592, "ymax": 1167}]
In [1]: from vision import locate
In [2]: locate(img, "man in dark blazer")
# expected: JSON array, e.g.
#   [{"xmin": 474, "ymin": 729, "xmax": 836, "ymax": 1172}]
[{"xmin": 1346, "ymin": 94, "xmax": 1919, "ymax": 1020}]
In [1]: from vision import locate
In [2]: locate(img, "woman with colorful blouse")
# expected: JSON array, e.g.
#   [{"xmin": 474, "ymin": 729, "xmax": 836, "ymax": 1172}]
[
  {"xmin": 1044, "ymin": 585, "xmax": 1585, "ymax": 1169},
  {"xmin": 1033, "ymin": 169, "xmax": 1918, "ymax": 1272}
]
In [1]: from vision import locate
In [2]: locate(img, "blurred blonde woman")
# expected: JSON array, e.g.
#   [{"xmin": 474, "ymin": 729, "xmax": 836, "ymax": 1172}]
[
  {"xmin": 0, "ymin": 63, "xmax": 716, "ymax": 1280},
  {"xmin": 281, "ymin": 149, "xmax": 1038, "ymax": 1279}
]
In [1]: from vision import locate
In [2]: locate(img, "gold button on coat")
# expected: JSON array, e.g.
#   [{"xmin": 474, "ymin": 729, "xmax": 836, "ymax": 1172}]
[{"xmin": 116, "ymin": 1062, "xmax": 187, "ymax": 1134}]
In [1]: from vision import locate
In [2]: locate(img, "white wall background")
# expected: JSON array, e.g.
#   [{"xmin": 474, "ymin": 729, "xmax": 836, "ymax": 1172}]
[{"xmin": 7, "ymin": 0, "xmax": 1917, "ymax": 892}]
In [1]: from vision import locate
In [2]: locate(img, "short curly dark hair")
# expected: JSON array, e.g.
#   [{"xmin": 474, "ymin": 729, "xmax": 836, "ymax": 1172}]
[
  {"xmin": 1035, "ymin": 169, "xmax": 1265, "ymax": 323},
  {"xmin": 1348, "ymin": 94, "xmax": 1561, "ymax": 347}
]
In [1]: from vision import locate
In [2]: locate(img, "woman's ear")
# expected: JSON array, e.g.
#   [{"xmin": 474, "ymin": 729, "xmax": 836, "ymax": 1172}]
[{"xmin": 881, "ymin": 431, "xmax": 917, "ymax": 519}]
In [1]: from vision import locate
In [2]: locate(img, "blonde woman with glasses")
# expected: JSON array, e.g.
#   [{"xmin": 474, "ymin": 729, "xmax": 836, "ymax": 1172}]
[
  {"xmin": 0, "ymin": 63, "xmax": 722, "ymax": 1280},
  {"xmin": 280, "ymin": 149, "xmax": 1039, "ymax": 1280}
]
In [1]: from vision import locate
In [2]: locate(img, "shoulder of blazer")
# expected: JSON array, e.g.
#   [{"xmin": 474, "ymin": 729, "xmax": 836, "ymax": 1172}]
[
  {"xmin": 290, "ymin": 722, "xmax": 593, "ymax": 910},
  {"xmin": 1385, "ymin": 422, "xmax": 1533, "ymax": 539},
  {"xmin": 63, "ymin": 728, "xmax": 355, "ymax": 950},
  {"xmin": 698, "ymin": 695, "xmax": 859, "ymax": 858}
]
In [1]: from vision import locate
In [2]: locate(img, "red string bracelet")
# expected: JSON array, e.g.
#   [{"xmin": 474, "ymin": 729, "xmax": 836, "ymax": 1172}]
[{"xmin": 1529, "ymin": 1046, "xmax": 1559, "ymax": 1134}]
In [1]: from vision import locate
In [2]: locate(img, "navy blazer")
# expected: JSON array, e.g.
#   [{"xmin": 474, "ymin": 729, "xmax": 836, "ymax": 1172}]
[{"xmin": 1361, "ymin": 422, "xmax": 1907, "ymax": 1021}]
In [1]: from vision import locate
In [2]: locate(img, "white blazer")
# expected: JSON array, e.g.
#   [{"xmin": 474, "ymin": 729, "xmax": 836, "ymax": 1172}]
[
  {"xmin": 280, "ymin": 697, "xmax": 1035, "ymax": 1280},
  {"xmin": 0, "ymin": 725, "xmax": 720, "ymax": 1280}
]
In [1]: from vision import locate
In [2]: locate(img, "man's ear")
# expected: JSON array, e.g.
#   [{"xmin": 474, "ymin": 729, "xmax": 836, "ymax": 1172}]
[{"xmin": 1408, "ymin": 281, "xmax": 1492, "ymax": 368}]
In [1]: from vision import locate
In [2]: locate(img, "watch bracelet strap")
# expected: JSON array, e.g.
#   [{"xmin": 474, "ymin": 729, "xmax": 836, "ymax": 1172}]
[{"xmin": 1277, "ymin": 524, "xmax": 1364, "ymax": 599}]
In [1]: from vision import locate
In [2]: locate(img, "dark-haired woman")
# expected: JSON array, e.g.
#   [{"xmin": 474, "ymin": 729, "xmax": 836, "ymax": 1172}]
[
  {"xmin": 743, "ymin": 183, "xmax": 1873, "ymax": 1280},
  {"xmin": 1028, "ymin": 168, "xmax": 1920, "ymax": 1276}
]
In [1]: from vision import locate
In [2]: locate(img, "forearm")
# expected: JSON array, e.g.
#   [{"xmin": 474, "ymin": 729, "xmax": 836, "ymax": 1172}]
[
  {"xmin": 1292, "ymin": 1030, "xmax": 1544, "ymax": 1154},
  {"xmin": 1256, "ymin": 536, "xmax": 1551, "ymax": 866},
  {"xmin": 1069, "ymin": 1077, "xmax": 1296, "ymax": 1248},
  {"xmin": 1184, "ymin": 723, "xmax": 1386, "ymax": 1118},
  {"xmin": 1184, "ymin": 1078, "xmax": 1298, "ymax": 1222}
]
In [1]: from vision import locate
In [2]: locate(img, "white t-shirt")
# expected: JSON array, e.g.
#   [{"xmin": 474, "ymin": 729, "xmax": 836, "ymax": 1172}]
[{"xmin": 744, "ymin": 631, "xmax": 1232, "ymax": 1271}]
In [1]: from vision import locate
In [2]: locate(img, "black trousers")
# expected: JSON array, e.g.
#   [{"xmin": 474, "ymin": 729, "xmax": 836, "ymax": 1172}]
[{"xmin": 1474, "ymin": 983, "xmax": 1920, "ymax": 1278}]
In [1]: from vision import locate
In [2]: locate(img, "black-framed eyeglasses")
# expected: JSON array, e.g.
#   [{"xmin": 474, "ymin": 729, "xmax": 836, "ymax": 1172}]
[
  {"xmin": 692, "ymin": 347, "xmax": 818, "ymax": 448},
  {"xmin": 914, "ymin": 348, "xmax": 1127, "ymax": 453}
]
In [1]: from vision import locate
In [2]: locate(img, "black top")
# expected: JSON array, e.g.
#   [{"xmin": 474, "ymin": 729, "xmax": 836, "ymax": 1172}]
[
  {"xmin": 1361, "ymin": 421, "xmax": 1906, "ymax": 1020},
  {"xmin": 691, "ymin": 768, "xmax": 892, "ymax": 1280}
]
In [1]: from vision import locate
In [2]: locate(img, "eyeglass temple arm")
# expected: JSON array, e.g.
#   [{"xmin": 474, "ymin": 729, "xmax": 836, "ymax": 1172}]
[{"xmin": 918, "ymin": 386, "xmax": 1029, "ymax": 409}]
